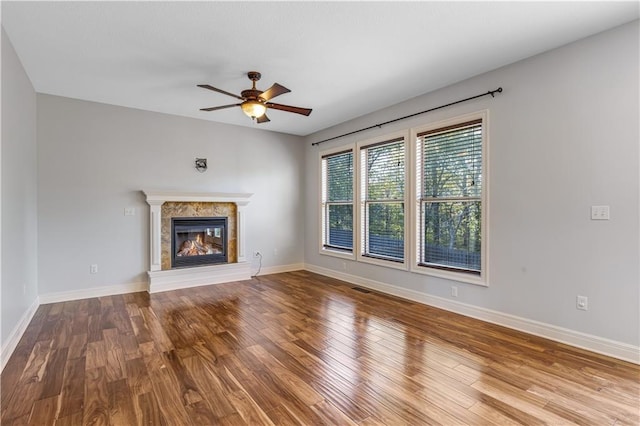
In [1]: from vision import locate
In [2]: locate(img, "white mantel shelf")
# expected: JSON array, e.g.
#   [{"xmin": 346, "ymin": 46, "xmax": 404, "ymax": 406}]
[
  {"xmin": 142, "ymin": 190, "xmax": 253, "ymax": 294},
  {"xmin": 143, "ymin": 191, "xmax": 253, "ymax": 205}
]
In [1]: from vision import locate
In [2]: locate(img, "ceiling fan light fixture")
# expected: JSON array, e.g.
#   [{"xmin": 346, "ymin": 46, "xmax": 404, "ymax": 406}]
[
  {"xmin": 241, "ymin": 100, "xmax": 267, "ymax": 119},
  {"xmin": 199, "ymin": 72, "xmax": 311, "ymax": 123}
]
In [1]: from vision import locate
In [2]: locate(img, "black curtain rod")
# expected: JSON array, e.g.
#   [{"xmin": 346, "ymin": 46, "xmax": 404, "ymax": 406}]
[{"xmin": 311, "ymin": 87, "xmax": 503, "ymax": 146}]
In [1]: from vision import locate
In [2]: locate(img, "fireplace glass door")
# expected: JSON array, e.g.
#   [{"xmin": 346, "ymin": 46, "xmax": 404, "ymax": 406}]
[{"xmin": 171, "ymin": 217, "xmax": 228, "ymax": 268}]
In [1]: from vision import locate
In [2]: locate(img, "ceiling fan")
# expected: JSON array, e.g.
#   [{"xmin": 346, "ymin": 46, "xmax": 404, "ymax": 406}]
[{"xmin": 198, "ymin": 71, "xmax": 312, "ymax": 123}]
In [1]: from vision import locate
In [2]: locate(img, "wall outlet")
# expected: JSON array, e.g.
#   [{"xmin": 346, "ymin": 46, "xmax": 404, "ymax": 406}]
[
  {"xmin": 341, "ymin": 262, "xmax": 347, "ymax": 271},
  {"xmin": 451, "ymin": 286, "xmax": 458, "ymax": 297},
  {"xmin": 124, "ymin": 207, "xmax": 136, "ymax": 216},
  {"xmin": 253, "ymin": 251, "xmax": 261, "ymax": 258},
  {"xmin": 591, "ymin": 205, "xmax": 610, "ymax": 220},
  {"xmin": 577, "ymin": 295, "xmax": 588, "ymax": 311},
  {"xmin": 274, "ymin": 248, "xmax": 278, "ymax": 256},
  {"xmin": 90, "ymin": 264, "xmax": 98, "ymax": 274}
]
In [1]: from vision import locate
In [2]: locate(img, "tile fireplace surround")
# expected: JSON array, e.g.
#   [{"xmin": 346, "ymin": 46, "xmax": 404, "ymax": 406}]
[{"xmin": 143, "ymin": 191, "xmax": 252, "ymax": 293}]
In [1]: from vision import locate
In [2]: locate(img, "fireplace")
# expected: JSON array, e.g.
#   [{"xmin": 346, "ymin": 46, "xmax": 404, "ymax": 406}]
[
  {"xmin": 143, "ymin": 190, "xmax": 252, "ymax": 293},
  {"xmin": 171, "ymin": 217, "xmax": 228, "ymax": 268}
]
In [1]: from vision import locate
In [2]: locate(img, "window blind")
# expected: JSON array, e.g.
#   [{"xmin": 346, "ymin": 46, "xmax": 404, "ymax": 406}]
[
  {"xmin": 418, "ymin": 119, "xmax": 482, "ymax": 273},
  {"xmin": 322, "ymin": 150, "xmax": 354, "ymax": 251},
  {"xmin": 325, "ymin": 151, "xmax": 353, "ymax": 202},
  {"xmin": 420, "ymin": 119, "xmax": 482, "ymax": 199},
  {"xmin": 360, "ymin": 138, "xmax": 405, "ymax": 261}
]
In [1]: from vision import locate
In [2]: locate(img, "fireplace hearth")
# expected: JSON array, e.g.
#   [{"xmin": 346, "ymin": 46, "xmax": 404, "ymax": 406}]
[{"xmin": 172, "ymin": 217, "xmax": 228, "ymax": 268}]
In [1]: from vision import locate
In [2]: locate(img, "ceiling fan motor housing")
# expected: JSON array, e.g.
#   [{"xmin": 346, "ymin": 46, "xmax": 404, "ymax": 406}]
[{"xmin": 241, "ymin": 89, "xmax": 263, "ymax": 100}]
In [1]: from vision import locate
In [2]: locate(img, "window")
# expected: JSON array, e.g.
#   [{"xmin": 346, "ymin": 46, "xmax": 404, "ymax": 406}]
[
  {"xmin": 416, "ymin": 118, "xmax": 485, "ymax": 276},
  {"xmin": 319, "ymin": 111, "xmax": 488, "ymax": 285},
  {"xmin": 321, "ymin": 149, "xmax": 354, "ymax": 253},
  {"xmin": 360, "ymin": 137, "xmax": 405, "ymax": 262}
]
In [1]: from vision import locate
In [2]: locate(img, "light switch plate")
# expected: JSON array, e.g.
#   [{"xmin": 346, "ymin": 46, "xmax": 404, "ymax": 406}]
[{"xmin": 577, "ymin": 295, "xmax": 588, "ymax": 311}]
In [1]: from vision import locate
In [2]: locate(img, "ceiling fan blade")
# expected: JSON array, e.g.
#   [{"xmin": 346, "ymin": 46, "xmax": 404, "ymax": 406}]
[
  {"xmin": 259, "ymin": 83, "xmax": 290, "ymax": 101},
  {"xmin": 256, "ymin": 114, "xmax": 270, "ymax": 124},
  {"xmin": 200, "ymin": 104, "xmax": 241, "ymax": 112},
  {"xmin": 267, "ymin": 103, "xmax": 312, "ymax": 116},
  {"xmin": 198, "ymin": 84, "xmax": 244, "ymax": 101}
]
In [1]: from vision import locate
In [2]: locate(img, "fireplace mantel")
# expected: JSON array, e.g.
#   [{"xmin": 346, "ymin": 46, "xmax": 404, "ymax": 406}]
[
  {"xmin": 142, "ymin": 190, "xmax": 253, "ymax": 293},
  {"xmin": 143, "ymin": 191, "xmax": 252, "ymax": 205}
]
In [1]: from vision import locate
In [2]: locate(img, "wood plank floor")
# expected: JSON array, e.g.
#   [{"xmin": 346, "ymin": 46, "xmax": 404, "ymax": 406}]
[{"xmin": 1, "ymin": 271, "xmax": 638, "ymax": 425}]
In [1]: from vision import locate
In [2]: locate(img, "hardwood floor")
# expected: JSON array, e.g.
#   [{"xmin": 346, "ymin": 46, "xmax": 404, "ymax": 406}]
[{"xmin": 1, "ymin": 271, "xmax": 638, "ymax": 425}]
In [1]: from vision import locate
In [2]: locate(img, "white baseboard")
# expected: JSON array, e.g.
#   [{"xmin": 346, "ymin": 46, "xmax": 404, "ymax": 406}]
[
  {"xmin": 1, "ymin": 297, "xmax": 40, "ymax": 373},
  {"xmin": 254, "ymin": 263, "xmax": 305, "ymax": 277},
  {"xmin": 304, "ymin": 264, "xmax": 640, "ymax": 365},
  {"xmin": 39, "ymin": 281, "xmax": 148, "ymax": 304}
]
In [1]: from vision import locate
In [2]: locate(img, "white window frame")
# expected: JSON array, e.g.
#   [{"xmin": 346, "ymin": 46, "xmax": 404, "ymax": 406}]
[
  {"xmin": 409, "ymin": 110, "xmax": 489, "ymax": 286},
  {"xmin": 356, "ymin": 131, "xmax": 409, "ymax": 270},
  {"xmin": 319, "ymin": 144, "xmax": 356, "ymax": 260}
]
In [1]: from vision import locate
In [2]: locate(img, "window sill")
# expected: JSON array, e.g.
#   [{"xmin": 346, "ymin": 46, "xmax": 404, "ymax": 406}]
[
  {"xmin": 357, "ymin": 254, "xmax": 408, "ymax": 271},
  {"xmin": 411, "ymin": 264, "xmax": 488, "ymax": 287},
  {"xmin": 320, "ymin": 247, "xmax": 356, "ymax": 261}
]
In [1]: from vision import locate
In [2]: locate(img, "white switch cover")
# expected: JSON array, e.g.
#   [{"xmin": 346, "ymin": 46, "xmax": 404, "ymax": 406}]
[
  {"xmin": 576, "ymin": 295, "xmax": 588, "ymax": 311},
  {"xmin": 124, "ymin": 207, "xmax": 136, "ymax": 216},
  {"xmin": 591, "ymin": 205, "xmax": 610, "ymax": 220}
]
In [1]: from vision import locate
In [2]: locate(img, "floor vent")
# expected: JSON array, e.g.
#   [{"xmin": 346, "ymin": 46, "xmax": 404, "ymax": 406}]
[{"xmin": 351, "ymin": 287, "xmax": 371, "ymax": 294}]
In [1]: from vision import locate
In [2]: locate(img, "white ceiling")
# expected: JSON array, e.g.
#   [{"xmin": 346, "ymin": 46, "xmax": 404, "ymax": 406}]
[{"xmin": 2, "ymin": 1, "xmax": 638, "ymax": 136}]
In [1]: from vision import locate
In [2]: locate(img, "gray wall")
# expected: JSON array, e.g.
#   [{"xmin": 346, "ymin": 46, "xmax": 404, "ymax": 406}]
[
  {"xmin": 304, "ymin": 21, "xmax": 639, "ymax": 346},
  {"xmin": 1, "ymin": 28, "xmax": 39, "ymax": 345},
  {"xmin": 37, "ymin": 95, "xmax": 305, "ymax": 295}
]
